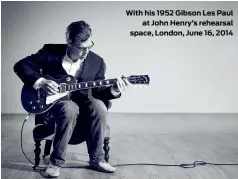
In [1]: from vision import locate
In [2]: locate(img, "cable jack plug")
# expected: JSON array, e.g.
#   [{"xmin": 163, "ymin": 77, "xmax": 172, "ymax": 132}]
[{"xmin": 25, "ymin": 113, "xmax": 31, "ymax": 121}]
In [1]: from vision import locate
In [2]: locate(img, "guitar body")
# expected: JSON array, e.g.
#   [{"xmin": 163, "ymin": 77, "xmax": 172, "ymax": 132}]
[{"xmin": 21, "ymin": 75, "xmax": 76, "ymax": 114}]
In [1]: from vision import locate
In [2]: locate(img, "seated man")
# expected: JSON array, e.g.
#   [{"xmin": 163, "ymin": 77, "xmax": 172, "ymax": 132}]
[{"xmin": 14, "ymin": 20, "xmax": 128, "ymax": 177}]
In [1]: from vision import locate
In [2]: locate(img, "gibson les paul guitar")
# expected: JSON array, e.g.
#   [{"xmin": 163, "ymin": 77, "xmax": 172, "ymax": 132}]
[{"xmin": 21, "ymin": 75, "xmax": 150, "ymax": 114}]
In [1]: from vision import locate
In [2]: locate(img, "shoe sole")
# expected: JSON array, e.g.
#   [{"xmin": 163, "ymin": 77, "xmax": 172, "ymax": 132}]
[
  {"xmin": 45, "ymin": 172, "xmax": 60, "ymax": 178},
  {"xmin": 89, "ymin": 164, "xmax": 115, "ymax": 173}
]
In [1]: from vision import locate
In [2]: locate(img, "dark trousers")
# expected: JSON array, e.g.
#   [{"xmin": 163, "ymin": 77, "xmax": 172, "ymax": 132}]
[{"xmin": 48, "ymin": 96, "xmax": 108, "ymax": 167}]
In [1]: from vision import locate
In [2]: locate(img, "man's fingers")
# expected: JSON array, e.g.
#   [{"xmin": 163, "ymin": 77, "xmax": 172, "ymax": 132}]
[
  {"xmin": 40, "ymin": 80, "xmax": 58, "ymax": 94},
  {"xmin": 121, "ymin": 76, "xmax": 130, "ymax": 87},
  {"xmin": 50, "ymin": 81, "xmax": 59, "ymax": 91},
  {"xmin": 42, "ymin": 83, "xmax": 58, "ymax": 94},
  {"xmin": 119, "ymin": 78, "xmax": 126, "ymax": 90},
  {"xmin": 121, "ymin": 76, "xmax": 128, "ymax": 84},
  {"xmin": 115, "ymin": 76, "xmax": 130, "ymax": 92},
  {"xmin": 51, "ymin": 81, "xmax": 60, "ymax": 88},
  {"xmin": 47, "ymin": 86, "xmax": 58, "ymax": 94},
  {"xmin": 47, "ymin": 91, "xmax": 54, "ymax": 95},
  {"xmin": 124, "ymin": 78, "xmax": 130, "ymax": 86},
  {"xmin": 48, "ymin": 83, "xmax": 59, "ymax": 92},
  {"xmin": 121, "ymin": 77, "xmax": 130, "ymax": 89},
  {"xmin": 116, "ymin": 81, "xmax": 122, "ymax": 92}
]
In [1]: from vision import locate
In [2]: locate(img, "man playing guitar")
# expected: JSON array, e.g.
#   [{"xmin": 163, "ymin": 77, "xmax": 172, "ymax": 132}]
[{"xmin": 14, "ymin": 21, "xmax": 129, "ymax": 177}]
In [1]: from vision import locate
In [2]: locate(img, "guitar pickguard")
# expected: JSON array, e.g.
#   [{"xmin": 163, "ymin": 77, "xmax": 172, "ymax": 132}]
[{"xmin": 46, "ymin": 92, "xmax": 69, "ymax": 104}]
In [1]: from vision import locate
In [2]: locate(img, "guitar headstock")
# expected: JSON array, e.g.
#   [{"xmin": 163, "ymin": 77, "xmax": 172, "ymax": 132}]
[{"xmin": 128, "ymin": 75, "xmax": 150, "ymax": 85}]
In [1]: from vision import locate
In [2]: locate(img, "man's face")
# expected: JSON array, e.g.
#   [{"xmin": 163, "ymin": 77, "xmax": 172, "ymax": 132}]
[{"xmin": 69, "ymin": 36, "xmax": 94, "ymax": 60}]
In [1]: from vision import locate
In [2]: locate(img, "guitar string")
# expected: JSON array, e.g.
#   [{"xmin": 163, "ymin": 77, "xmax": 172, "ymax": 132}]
[{"xmin": 64, "ymin": 77, "xmax": 145, "ymax": 91}]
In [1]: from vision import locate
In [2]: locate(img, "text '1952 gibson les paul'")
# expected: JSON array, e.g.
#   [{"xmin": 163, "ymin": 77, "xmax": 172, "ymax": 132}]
[{"xmin": 21, "ymin": 75, "xmax": 150, "ymax": 114}]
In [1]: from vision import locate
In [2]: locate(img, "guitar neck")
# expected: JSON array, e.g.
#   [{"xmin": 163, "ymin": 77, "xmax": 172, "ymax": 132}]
[
  {"xmin": 60, "ymin": 75, "xmax": 149, "ymax": 93},
  {"xmin": 62, "ymin": 78, "xmax": 118, "ymax": 92}
]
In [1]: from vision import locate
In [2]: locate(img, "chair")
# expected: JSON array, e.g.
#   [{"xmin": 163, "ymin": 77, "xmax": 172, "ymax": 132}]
[{"xmin": 32, "ymin": 101, "xmax": 111, "ymax": 169}]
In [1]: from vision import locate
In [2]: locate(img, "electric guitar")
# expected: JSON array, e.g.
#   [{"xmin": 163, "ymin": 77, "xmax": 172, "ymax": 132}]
[{"xmin": 21, "ymin": 75, "xmax": 150, "ymax": 114}]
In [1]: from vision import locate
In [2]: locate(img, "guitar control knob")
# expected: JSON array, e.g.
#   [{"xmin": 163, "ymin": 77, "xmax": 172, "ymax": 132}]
[
  {"xmin": 32, "ymin": 106, "xmax": 36, "ymax": 110},
  {"xmin": 28, "ymin": 101, "xmax": 32, "ymax": 105},
  {"xmin": 36, "ymin": 100, "xmax": 40, "ymax": 103},
  {"xmin": 40, "ymin": 105, "xmax": 43, "ymax": 108}
]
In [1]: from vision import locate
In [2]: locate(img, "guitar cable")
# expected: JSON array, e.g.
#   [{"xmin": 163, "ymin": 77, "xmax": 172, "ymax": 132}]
[
  {"xmin": 21, "ymin": 114, "xmax": 238, "ymax": 170},
  {"xmin": 21, "ymin": 113, "xmax": 45, "ymax": 169}
]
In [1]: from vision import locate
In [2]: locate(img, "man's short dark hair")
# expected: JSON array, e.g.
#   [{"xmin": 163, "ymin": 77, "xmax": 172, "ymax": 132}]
[{"xmin": 66, "ymin": 21, "xmax": 92, "ymax": 43}]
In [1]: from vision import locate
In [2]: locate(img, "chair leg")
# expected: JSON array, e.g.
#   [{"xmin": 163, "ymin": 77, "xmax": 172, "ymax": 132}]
[
  {"xmin": 103, "ymin": 137, "xmax": 110, "ymax": 162},
  {"xmin": 43, "ymin": 140, "xmax": 52, "ymax": 157},
  {"xmin": 33, "ymin": 140, "xmax": 41, "ymax": 169}
]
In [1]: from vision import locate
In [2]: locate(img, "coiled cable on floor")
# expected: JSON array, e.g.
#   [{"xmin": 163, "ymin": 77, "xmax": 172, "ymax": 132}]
[{"xmin": 114, "ymin": 160, "xmax": 238, "ymax": 168}]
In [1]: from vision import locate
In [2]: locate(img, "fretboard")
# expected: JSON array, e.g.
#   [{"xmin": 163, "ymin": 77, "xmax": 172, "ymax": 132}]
[{"xmin": 61, "ymin": 78, "xmax": 118, "ymax": 92}]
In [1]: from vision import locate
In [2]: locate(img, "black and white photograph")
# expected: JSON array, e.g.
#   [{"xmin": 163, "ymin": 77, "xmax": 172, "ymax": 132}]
[{"xmin": 1, "ymin": 1, "xmax": 238, "ymax": 179}]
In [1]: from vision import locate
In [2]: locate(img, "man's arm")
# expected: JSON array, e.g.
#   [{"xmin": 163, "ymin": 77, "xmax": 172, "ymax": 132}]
[
  {"xmin": 13, "ymin": 46, "xmax": 46, "ymax": 87},
  {"xmin": 92, "ymin": 59, "xmax": 121, "ymax": 101},
  {"xmin": 14, "ymin": 45, "xmax": 60, "ymax": 94}
]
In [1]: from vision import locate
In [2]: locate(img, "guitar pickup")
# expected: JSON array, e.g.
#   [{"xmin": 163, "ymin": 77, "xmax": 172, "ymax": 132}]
[{"xmin": 60, "ymin": 83, "xmax": 66, "ymax": 93}]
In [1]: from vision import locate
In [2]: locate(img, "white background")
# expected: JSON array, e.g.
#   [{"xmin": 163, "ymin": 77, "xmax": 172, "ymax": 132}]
[{"xmin": 2, "ymin": 1, "xmax": 238, "ymax": 113}]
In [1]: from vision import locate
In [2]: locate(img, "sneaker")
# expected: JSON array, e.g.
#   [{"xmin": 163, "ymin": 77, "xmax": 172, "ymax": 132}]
[
  {"xmin": 45, "ymin": 163, "xmax": 60, "ymax": 177},
  {"xmin": 89, "ymin": 160, "xmax": 116, "ymax": 173}
]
